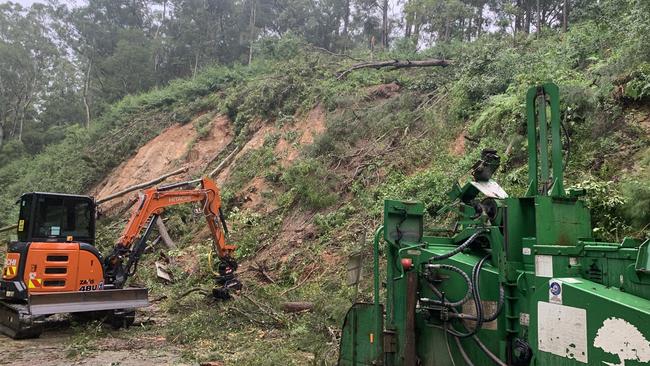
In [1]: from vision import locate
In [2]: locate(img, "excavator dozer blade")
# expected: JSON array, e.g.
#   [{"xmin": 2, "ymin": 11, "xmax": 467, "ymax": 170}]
[
  {"xmin": 0, "ymin": 288, "xmax": 148, "ymax": 339},
  {"xmin": 28, "ymin": 288, "xmax": 149, "ymax": 315}
]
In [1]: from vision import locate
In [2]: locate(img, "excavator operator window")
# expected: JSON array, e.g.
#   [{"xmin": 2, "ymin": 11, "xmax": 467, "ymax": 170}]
[
  {"xmin": 31, "ymin": 195, "xmax": 95, "ymax": 244},
  {"xmin": 17, "ymin": 195, "xmax": 33, "ymax": 242}
]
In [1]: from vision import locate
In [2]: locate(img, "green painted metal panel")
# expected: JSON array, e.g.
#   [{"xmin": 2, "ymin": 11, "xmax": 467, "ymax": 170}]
[
  {"xmin": 338, "ymin": 83, "xmax": 650, "ymax": 366},
  {"xmin": 338, "ymin": 303, "xmax": 383, "ymax": 365}
]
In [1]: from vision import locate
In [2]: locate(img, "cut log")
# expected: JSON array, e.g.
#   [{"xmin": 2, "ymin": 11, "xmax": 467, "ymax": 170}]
[
  {"xmin": 337, "ymin": 58, "xmax": 451, "ymax": 79},
  {"xmin": 96, "ymin": 167, "xmax": 188, "ymax": 204},
  {"xmin": 155, "ymin": 219, "xmax": 176, "ymax": 249},
  {"xmin": 208, "ymin": 147, "xmax": 240, "ymax": 178},
  {"xmin": 282, "ymin": 302, "xmax": 314, "ymax": 313},
  {"xmin": 0, "ymin": 224, "xmax": 17, "ymax": 233}
]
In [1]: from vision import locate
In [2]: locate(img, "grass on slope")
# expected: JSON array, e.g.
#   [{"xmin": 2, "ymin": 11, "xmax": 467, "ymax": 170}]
[{"xmin": 1, "ymin": 2, "xmax": 650, "ymax": 364}]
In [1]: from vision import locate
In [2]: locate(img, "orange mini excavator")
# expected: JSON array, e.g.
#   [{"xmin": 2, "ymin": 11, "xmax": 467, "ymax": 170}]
[{"xmin": 0, "ymin": 177, "xmax": 240, "ymax": 338}]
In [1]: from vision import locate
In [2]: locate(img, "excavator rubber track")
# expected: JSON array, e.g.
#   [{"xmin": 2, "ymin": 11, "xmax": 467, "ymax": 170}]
[{"xmin": 0, "ymin": 301, "xmax": 43, "ymax": 339}]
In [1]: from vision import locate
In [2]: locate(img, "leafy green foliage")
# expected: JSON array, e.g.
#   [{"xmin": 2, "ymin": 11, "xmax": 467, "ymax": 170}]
[
  {"xmin": 281, "ymin": 159, "xmax": 338, "ymax": 209},
  {"xmin": 571, "ymin": 180, "xmax": 631, "ymax": 241}
]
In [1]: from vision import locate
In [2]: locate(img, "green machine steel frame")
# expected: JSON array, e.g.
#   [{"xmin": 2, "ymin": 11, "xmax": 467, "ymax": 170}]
[{"xmin": 338, "ymin": 83, "xmax": 650, "ymax": 366}]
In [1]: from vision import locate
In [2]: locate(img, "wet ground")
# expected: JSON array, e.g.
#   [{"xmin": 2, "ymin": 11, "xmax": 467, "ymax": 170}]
[{"xmin": 0, "ymin": 308, "xmax": 191, "ymax": 366}]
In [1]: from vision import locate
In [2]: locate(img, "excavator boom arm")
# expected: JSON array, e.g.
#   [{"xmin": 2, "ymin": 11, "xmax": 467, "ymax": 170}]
[{"xmin": 106, "ymin": 177, "xmax": 235, "ymax": 287}]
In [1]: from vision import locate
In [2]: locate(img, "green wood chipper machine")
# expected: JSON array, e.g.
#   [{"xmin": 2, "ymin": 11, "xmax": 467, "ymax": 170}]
[{"xmin": 338, "ymin": 83, "xmax": 650, "ymax": 366}]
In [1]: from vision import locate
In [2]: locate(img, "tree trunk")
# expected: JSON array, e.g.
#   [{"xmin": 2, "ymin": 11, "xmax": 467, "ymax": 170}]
[
  {"xmin": 405, "ymin": 6, "xmax": 412, "ymax": 38},
  {"xmin": 337, "ymin": 58, "xmax": 451, "ymax": 79},
  {"xmin": 536, "ymin": 0, "xmax": 541, "ymax": 36},
  {"xmin": 562, "ymin": 0, "xmax": 568, "ymax": 32},
  {"xmin": 0, "ymin": 122, "xmax": 4, "ymax": 149},
  {"xmin": 282, "ymin": 302, "xmax": 314, "ymax": 313},
  {"xmin": 476, "ymin": 7, "xmax": 483, "ymax": 38},
  {"xmin": 82, "ymin": 60, "xmax": 92, "ymax": 128},
  {"xmin": 444, "ymin": 19, "xmax": 450, "ymax": 42},
  {"xmin": 193, "ymin": 52, "xmax": 199, "ymax": 78},
  {"xmin": 248, "ymin": 0, "xmax": 256, "ymax": 66},
  {"xmin": 381, "ymin": 0, "xmax": 389, "ymax": 48},
  {"xmin": 18, "ymin": 111, "xmax": 24, "ymax": 142},
  {"xmin": 155, "ymin": 219, "xmax": 177, "ymax": 249},
  {"xmin": 515, "ymin": 0, "xmax": 522, "ymax": 34},
  {"xmin": 343, "ymin": 0, "xmax": 350, "ymax": 36}
]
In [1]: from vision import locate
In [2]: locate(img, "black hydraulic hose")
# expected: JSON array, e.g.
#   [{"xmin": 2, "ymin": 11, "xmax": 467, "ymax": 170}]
[
  {"xmin": 439, "ymin": 257, "xmax": 487, "ymax": 339},
  {"xmin": 432, "ymin": 323, "xmax": 505, "ymax": 366},
  {"xmin": 462, "ymin": 255, "xmax": 504, "ymax": 322},
  {"xmin": 423, "ymin": 263, "xmax": 473, "ymax": 307},
  {"xmin": 472, "ymin": 335, "xmax": 507, "ymax": 366},
  {"xmin": 426, "ymin": 254, "xmax": 507, "ymax": 365},
  {"xmin": 430, "ymin": 229, "xmax": 487, "ymax": 262},
  {"xmin": 453, "ymin": 333, "xmax": 475, "ymax": 366},
  {"xmin": 469, "ymin": 254, "xmax": 490, "ymax": 335},
  {"xmin": 453, "ymin": 283, "xmax": 505, "ymax": 322},
  {"xmin": 483, "ymin": 284, "xmax": 505, "ymax": 322}
]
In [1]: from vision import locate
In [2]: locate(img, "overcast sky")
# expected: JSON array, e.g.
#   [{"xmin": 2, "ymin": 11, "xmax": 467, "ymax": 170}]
[{"xmin": 8, "ymin": 0, "xmax": 43, "ymax": 6}]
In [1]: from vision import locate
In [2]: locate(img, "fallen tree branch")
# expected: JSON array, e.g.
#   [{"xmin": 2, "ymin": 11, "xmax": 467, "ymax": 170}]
[
  {"xmin": 337, "ymin": 58, "xmax": 451, "ymax": 80},
  {"xmin": 0, "ymin": 224, "xmax": 17, "ymax": 233},
  {"xmin": 280, "ymin": 265, "xmax": 319, "ymax": 296},
  {"xmin": 176, "ymin": 287, "xmax": 211, "ymax": 300},
  {"xmin": 252, "ymin": 261, "xmax": 276, "ymax": 284},
  {"xmin": 241, "ymin": 293, "xmax": 284, "ymax": 324},
  {"xmin": 96, "ymin": 167, "xmax": 189, "ymax": 204},
  {"xmin": 308, "ymin": 45, "xmax": 364, "ymax": 62},
  {"xmin": 208, "ymin": 147, "xmax": 241, "ymax": 178}
]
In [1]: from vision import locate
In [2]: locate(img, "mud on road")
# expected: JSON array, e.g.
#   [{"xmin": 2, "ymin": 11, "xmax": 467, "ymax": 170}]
[{"xmin": 0, "ymin": 310, "xmax": 191, "ymax": 366}]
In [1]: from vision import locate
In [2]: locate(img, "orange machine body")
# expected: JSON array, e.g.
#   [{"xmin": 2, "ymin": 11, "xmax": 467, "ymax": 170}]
[{"xmin": 21, "ymin": 243, "xmax": 104, "ymax": 293}]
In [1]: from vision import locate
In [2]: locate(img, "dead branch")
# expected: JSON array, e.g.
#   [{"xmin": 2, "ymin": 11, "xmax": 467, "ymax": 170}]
[
  {"xmin": 150, "ymin": 295, "xmax": 168, "ymax": 303},
  {"xmin": 337, "ymin": 58, "xmax": 451, "ymax": 79},
  {"xmin": 208, "ymin": 147, "xmax": 241, "ymax": 178},
  {"xmin": 282, "ymin": 302, "xmax": 314, "ymax": 313},
  {"xmin": 0, "ymin": 224, "xmax": 17, "ymax": 233},
  {"xmin": 252, "ymin": 261, "xmax": 276, "ymax": 284},
  {"xmin": 96, "ymin": 167, "xmax": 189, "ymax": 204},
  {"xmin": 308, "ymin": 45, "xmax": 364, "ymax": 62},
  {"xmin": 229, "ymin": 306, "xmax": 268, "ymax": 326},
  {"xmin": 241, "ymin": 293, "xmax": 284, "ymax": 324},
  {"xmin": 176, "ymin": 287, "xmax": 211, "ymax": 299},
  {"xmin": 280, "ymin": 265, "xmax": 319, "ymax": 296}
]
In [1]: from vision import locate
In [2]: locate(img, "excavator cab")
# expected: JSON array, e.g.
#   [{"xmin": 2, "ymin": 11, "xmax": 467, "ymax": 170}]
[
  {"xmin": 2, "ymin": 193, "xmax": 104, "ymax": 301},
  {"xmin": 16, "ymin": 192, "xmax": 96, "ymax": 245}
]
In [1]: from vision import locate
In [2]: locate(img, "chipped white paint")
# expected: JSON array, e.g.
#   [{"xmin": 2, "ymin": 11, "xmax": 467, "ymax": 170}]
[
  {"xmin": 538, "ymin": 301, "xmax": 588, "ymax": 363},
  {"xmin": 594, "ymin": 317, "xmax": 650, "ymax": 366},
  {"xmin": 535, "ymin": 255, "xmax": 554, "ymax": 277},
  {"xmin": 558, "ymin": 277, "xmax": 582, "ymax": 284},
  {"xmin": 519, "ymin": 312, "xmax": 530, "ymax": 326}
]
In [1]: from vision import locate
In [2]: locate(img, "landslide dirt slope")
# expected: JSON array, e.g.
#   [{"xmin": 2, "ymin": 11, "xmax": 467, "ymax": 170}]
[{"xmin": 92, "ymin": 114, "xmax": 234, "ymax": 212}]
